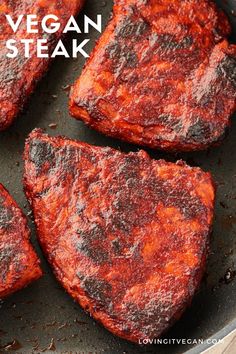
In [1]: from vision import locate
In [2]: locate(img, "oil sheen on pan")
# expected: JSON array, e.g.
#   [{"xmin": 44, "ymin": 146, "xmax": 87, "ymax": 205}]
[
  {"xmin": 0, "ymin": 0, "xmax": 84, "ymax": 131},
  {"xmin": 70, "ymin": 0, "xmax": 236, "ymax": 152},
  {"xmin": 23, "ymin": 128, "xmax": 215, "ymax": 343},
  {"xmin": 0, "ymin": 183, "xmax": 42, "ymax": 299}
]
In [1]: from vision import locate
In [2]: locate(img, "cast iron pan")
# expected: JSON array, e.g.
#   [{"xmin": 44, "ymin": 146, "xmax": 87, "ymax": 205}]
[{"xmin": 0, "ymin": 1, "xmax": 236, "ymax": 353}]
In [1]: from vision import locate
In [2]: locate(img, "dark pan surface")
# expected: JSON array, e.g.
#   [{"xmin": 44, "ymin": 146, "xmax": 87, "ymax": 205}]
[{"xmin": 0, "ymin": 1, "xmax": 236, "ymax": 353}]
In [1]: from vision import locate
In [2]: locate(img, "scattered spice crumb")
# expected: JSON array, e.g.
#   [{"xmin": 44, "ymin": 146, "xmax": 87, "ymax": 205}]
[
  {"xmin": 220, "ymin": 268, "xmax": 236, "ymax": 285},
  {"xmin": 42, "ymin": 338, "xmax": 56, "ymax": 352},
  {"xmin": 48, "ymin": 123, "xmax": 58, "ymax": 130},
  {"xmin": 220, "ymin": 201, "xmax": 228, "ymax": 209},
  {"xmin": 61, "ymin": 84, "xmax": 71, "ymax": 92},
  {"xmin": 0, "ymin": 339, "xmax": 22, "ymax": 351}
]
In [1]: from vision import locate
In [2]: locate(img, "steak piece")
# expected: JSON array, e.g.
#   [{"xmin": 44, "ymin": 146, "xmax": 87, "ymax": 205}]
[
  {"xmin": 0, "ymin": 184, "xmax": 42, "ymax": 298},
  {"xmin": 0, "ymin": 0, "xmax": 84, "ymax": 131},
  {"xmin": 70, "ymin": 0, "xmax": 236, "ymax": 152},
  {"xmin": 24, "ymin": 129, "xmax": 215, "ymax": 343}
]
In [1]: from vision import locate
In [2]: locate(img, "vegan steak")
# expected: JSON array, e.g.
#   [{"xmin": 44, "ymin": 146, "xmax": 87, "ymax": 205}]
[
  {"xmin": 70, "ymin": 0, "xmax": 236, "ymax": 151},
  {"xmin": 0, "ymin": 0, "xmax": 84, "ymax": 131},
  {"xmin": 24, "ymin": 129, "xmax": 215, "ymax": 343},
  {"xmin": 0, "ymin": 184, "xmax": 42, "ymax": 298}
]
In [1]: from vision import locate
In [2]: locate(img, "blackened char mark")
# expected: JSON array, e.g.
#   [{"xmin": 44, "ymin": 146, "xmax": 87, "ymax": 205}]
[
  {"xmin": 78, "ymin": 242, "xmax": 109, "ymax": 265},
  {"xmin": 186, "ymin": 120, "xmax": 212, "ymax": 144},
  {"xmin": 106, "ymin": 42, "xmax": 138, "ymax": 69},
  {"xmin": 158, "ymin": 114, "xmax": 183, "ymax": 133},
  {"xmin": 115, "ymin": 18, "xmax": 149, "ymax": 39},
  {"xmin": 29, "ymin": 140, "xmax": 56, "ymax": 173},
  {"xmin": 148, "ymin": 173, "xmax": 206, "ymax": 220},
  {"xmin": 0, "ymin": 246, "xmax": 14, "ymax": 281},
  {"xmin": 76, "ymin": 224, "xmax": 109, "ymax": 265},
  {"xmin": 156, "ymin": 34, "xmax": 193, "ymax": 50},
  {"xmin": 217, "ymin": 56, "xmax": 236, "ymax": 87},
  {"xmin": 81, "ymin": 276, "xmax": 112, "ymax": 308},
  {"xmin": 0, "ymin": 205, "xmax": 13, "ymax": 229}
]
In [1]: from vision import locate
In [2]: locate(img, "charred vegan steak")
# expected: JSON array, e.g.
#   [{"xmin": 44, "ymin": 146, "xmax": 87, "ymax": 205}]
[
  {"xmin": 70, "ymin": 0, "xmax": 236, "ymax": 151},
  {"xmin": 24, "ymin": 129, "xmax": 215, "ymax": 343},
  {"xmin": 0, "ymin": 184, "xmax": 42, "ymax": 298},
  {"xmin": 0, "ymin": 0, "xmax": 84, "ymax": 131}
]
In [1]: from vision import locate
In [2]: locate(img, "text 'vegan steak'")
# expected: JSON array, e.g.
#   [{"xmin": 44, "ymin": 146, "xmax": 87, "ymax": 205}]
[
  {"xmin": 24, "ymin": 129, "xmax": 215, "ymax": 343},
  {"xmin": 0, "ymin": 0, "xmax": 84, "ymax": 131},
  {"xmin": 0, "ymin": 183, "xmax": 42, "ymax": 298},
  {"xmin": 70, "ymin": 0, "xmax": 236, "ymax": 151}
]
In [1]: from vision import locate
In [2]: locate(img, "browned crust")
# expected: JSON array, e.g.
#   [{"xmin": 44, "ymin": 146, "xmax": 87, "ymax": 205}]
[
  {"xmin": 24, "ymin": 129, "xmax": 215, "ymax": 342},
  {"xmin": 70, "ymin": 0, "xmax": 236, "ymax": 151},
  {"xmin": 0, "ymin": 0, "xmax": 84, "ymax": 131},
  {"xmin": 0, "ymin": 183, "xmax": 42, "ymax": 298}
]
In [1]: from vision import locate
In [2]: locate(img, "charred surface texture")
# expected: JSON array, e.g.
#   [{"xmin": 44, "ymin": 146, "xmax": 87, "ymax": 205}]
[
  {"xmin": 24, "ymin": 129, "xmax": 215, "ymax": 343},
  {"xmin": 0, "ymin": 0, "xmax": 84, "ymax": 131},
  {"xmin": 70, "ymin": 0, "xmax": 236, "ymax": 151},
  {"xmin": 0, "ymin": 184, "xmax": 42, "ymax": 298}
]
